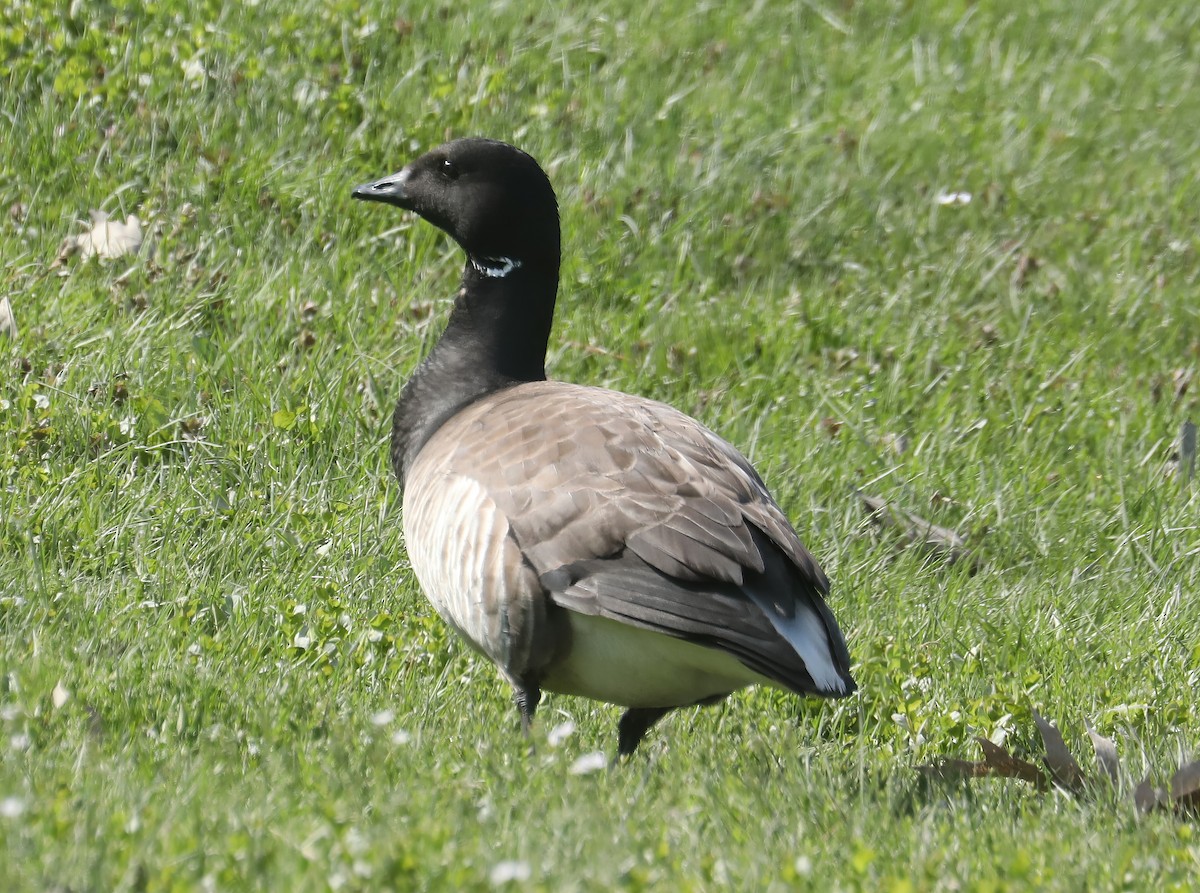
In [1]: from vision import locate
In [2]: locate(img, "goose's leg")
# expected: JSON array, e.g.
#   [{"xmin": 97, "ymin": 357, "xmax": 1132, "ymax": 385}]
[
  {"xmin": 513, "ymin": 684, "xmax": 541, "ymax": 747},
  {"xmin": 615, "ymin": 706, "xmax": 674, "ymax": 760},
  {"xmin": 614, "ymin": 694, "xmax": 732, "ymax": 763}
]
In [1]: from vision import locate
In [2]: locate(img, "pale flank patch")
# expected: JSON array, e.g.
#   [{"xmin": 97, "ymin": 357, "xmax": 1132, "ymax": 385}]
[{"xmin": 403, "ymin": 473, "xmax": 512, "ymax": 656}]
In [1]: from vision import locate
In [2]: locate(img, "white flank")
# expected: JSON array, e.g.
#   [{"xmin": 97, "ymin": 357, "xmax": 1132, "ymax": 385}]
[{"xmin": 403, "ymin": 473, "xmax": 510, "ymax": 656}]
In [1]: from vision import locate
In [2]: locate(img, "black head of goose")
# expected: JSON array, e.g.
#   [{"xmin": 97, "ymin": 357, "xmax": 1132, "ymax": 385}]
[{"xmin": 353, "ymin": 138, "xmax": 856, "ymax": 758}]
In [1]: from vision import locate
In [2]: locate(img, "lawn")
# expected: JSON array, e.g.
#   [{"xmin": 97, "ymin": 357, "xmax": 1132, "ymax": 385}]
[{"xmin": 2, "ymin": 0, "xmax": 1198, "ymax": 889}]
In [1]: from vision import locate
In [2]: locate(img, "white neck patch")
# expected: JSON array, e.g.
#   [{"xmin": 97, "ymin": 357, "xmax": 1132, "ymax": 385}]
[{"xmin": 470, "ymin": 255, "xmax": 522, "ymax": 279}]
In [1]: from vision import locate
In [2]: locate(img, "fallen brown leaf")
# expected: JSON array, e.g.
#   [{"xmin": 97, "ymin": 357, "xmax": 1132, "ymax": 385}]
[
  {"xmin": 922, "ymin": 711, "xmax": 1200, "ymax": 821},
  {"xmin": 917, "ymin": 737, "xmax": 1047, "ymax": 789},
  {"xmin": 1172, "ymin": 368, "xmax": 1192, "ymax": 401},
  {"xmin": 1169, "ymin": 760, "xmax": 1200, "ymax": 817},
  {"xmin": 916, "ymin": 757, "xmax": 989, "ymax": 783},
  {"xmin": 821, "ymin": 416, "xmax": 844, "ymax": 438},
  {"xmin": 562, "ymin": 340, "xmax": 627, "ymax": 361},
  {"xmin": 1085, "ymin": 720, "xmax": 1119, "ymax": 786},
  {"xmin": 881, "ymin": 432, "xmax": 909, "ymax": 455},
  {"xmin": 1012, "ymin": 253, "xmax": 1040, "ymax": 289},
  {"xmin": 53, "ymin": 210, "xmax": 144, "ymax": 267},
  {"xmin": 1181, "ymin": 420, "xmax": 1196, "ymax": 488},
  {"xmin": 858, "ymin": 491, "xmax": 979, "ymax": 570},
  {"xmin": 1135, "ymin": 776, "xmax": 1163, "ymax": 815},
  {"xmin": 0, "ymin": 295, "xmax": 15, "ymax": 338},
  {"xmin": 1033, "ymin": 709, "xmax": 1086, "ymax": 793},
  {"xmin": 976, "ymin": 736, "xmax": 1050, "ymax": 788}
]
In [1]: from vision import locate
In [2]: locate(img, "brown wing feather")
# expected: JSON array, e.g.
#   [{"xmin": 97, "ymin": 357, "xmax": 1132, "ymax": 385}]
[
  {"xmin": 442, "ymin": 383, "xmax": 811, "ymax": 578},
  {"xmin": 427, "ymin": 379, "xmax": 852, "ymax": 692}
]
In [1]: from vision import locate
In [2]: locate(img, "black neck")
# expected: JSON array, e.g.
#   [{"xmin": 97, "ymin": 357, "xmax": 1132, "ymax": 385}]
[{"xmin": 391, "ymin": 258, "xmax": 558, "ymax": 482}]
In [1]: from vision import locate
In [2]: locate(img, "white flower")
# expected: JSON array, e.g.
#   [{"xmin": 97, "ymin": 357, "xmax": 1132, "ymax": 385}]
[
  {"xmin": 0, "ymin": 797, "xmax": 26, "ymax": 819},
  {"xmin": 181, "ymin": 55, "xmax": 209, "ymax": 84},
  {"xmin": 568, "ymin": 751, "xmax": 607, "ymax": 775},
  {"xmin": 935, "ymin": 190, "xmax": 972, "ymax": 206},
  {"xmin": 489, "ymin": 860, "xmax": 531, "ymax": 886},
  {"xmin": 293, "ymin": 80, "xmax": 328, "ymax": 108},
  {"xmin": 547, "ymin": 720, "xmax": 575, "ymax": 747}
]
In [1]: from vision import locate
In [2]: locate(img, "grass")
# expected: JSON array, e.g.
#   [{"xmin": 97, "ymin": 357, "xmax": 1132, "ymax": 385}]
[{"xmin": 2, "ymin": 0, "xmax": 1199, "ymax": 888}]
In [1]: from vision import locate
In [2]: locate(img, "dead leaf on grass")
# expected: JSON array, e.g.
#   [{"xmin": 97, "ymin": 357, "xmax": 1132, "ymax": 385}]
[
  {"xmin": 923, "ymin": 711, "xmax": 1200, "ymax": 821},
  {"xmin": 0, "ymin": 295, "xmax": 15, "ymax": 338},
  {"xmin": 1085, "ymin": 719, "xmax": 1119, "ymax": 786},
  {"xmin": 1134, "ymin": 777, "xmax": 1163, "ymax": 814},
  {"xmin": 1033, "ymin": 709, "xmax": 1086, "ymax": 793},
  {"xmin": 1172, "ymin": 368, "xmax": 1192, "ymax": 401},
  {"xmin": 53, "ymin": 210, "xmax": 144, "ymax": 267},
  {"xmin": 1012, "ymin": 253, "xmax": 1040, "ymax": 289},
  {"xmin": 915, "ymin": 756, "xmax": 983, "ymax": 783},
  {"xmin": 975, "ymin": 736, "xmax": 1048, "ymax": 787},
  {"xmin": 918, "ymin": 736, "xmax": 1047, "ymax": 788},
  {"xmin": 1170, "ymin": 760, "xmax": 1200, "ymax": 817},
  {"xmin": 1181, "ymin": 420, "xmax": 1197, "ymax": 488},
  {"xmin": 821, "ymin": 416, "xmax": 844, "ymax": 438},
  {"xmin": 858, "ymin": 491, "xmax": 979, "ymax": 570}
]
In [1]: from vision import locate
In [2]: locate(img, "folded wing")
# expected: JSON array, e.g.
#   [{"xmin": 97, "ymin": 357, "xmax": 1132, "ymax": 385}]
[{"xmin": 423, "ymin": 380, "xmax": 855, "ymax": 697}]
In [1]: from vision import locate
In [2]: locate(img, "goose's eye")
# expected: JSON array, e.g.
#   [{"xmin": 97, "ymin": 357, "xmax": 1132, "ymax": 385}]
[{"xmin": 440, "ymin": 158, "xmax": 458, "ymax": 180}]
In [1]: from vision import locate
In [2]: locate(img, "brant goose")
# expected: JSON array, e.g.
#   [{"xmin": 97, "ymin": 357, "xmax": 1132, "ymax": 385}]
[{"xmin": 353, "ymin": 139, "xmax": 855, "ymax": 757}]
